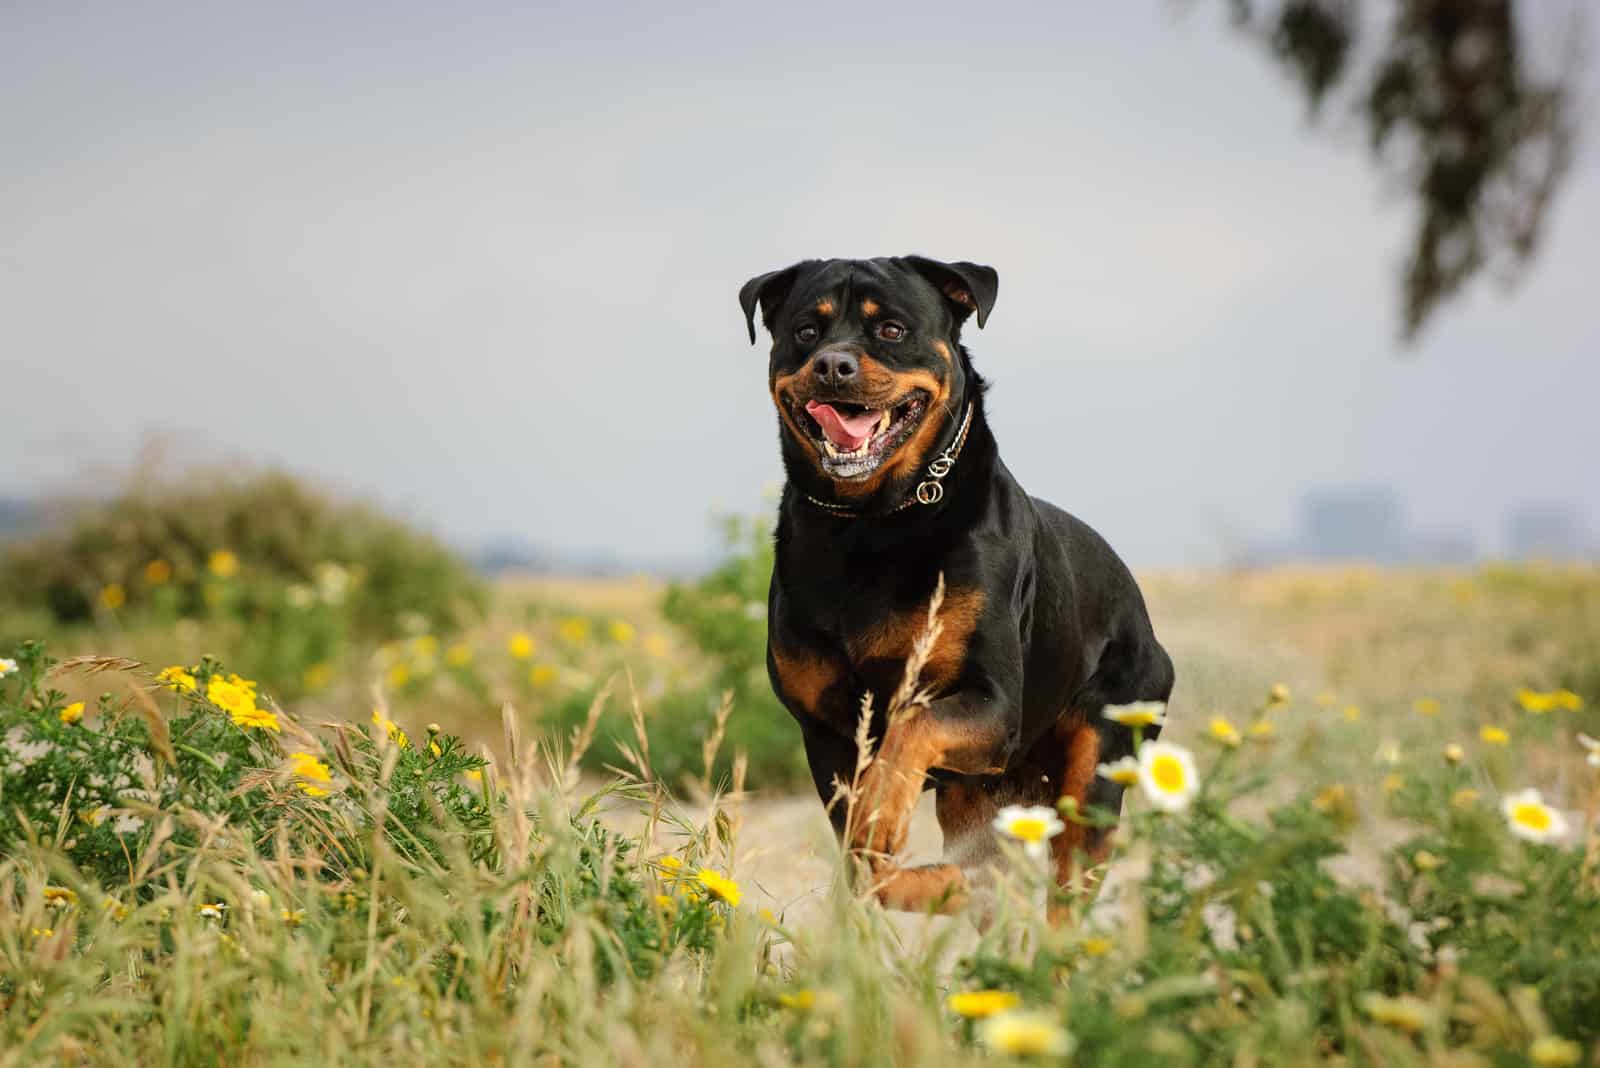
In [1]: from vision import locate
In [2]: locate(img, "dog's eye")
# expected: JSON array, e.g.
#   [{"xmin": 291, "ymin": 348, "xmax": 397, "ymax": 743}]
[
  {"xmin": 876, "ymin": 321, "xmax": 907, "ymax": 342},
  {"xmin": 794, "ymin": 324, "xmax": 819, "ymax": 345}
]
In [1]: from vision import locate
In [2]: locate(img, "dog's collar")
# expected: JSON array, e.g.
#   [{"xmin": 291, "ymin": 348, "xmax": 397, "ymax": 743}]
[{"xmin": 801, "ymin": 403, "xmax": 975, "ymax": 518}]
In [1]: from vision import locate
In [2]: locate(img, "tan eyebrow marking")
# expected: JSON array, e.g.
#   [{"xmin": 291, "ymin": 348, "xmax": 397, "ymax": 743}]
[
  {"xmin": 815, "ymin": 299, "xmax": 835, "ymax": 316},
  {"xmin": 860, "ymin": 298, "xmax": 879, "ymax": 317}
]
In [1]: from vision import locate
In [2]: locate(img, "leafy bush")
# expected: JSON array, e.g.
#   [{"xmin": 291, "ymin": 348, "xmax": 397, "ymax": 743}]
[{"xmin": 0, "ymin": 470, "xmax": 486, "ymax": 695}]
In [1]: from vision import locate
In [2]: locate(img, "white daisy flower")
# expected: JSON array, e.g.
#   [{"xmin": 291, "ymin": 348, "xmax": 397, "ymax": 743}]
[
  {"xmin": 0, "ymin": 657, "xmax": 17, "ymax": 679},
  {"xmin": 991, "ymin": 804, "xmax": 1066, "ymax": 859},
  {"xmin": 1578, "ymin": 733, "xmax": 1600, "ymax": 769},
  {"xmin": 1102, "ymin": 701, "xmax": 1166, "ymax": 728},
  {"xmin": 978, "ymin": 1011, "xmax": 1074, "ymax": 1057},
  {"xmin": 1136, "ymin": 741, "xmax": 1200, "ymax": 813},
  {"xmin": 1096, "ymin": 756, "xmax": 1141, "ymax": 786},
  {"xmin": 197, "ymin": 901, "xmax": 227, "ymax": 920},
  {"xmin": 1500, "ymin": 788, "xmax": 1568, "ymax": 844}
]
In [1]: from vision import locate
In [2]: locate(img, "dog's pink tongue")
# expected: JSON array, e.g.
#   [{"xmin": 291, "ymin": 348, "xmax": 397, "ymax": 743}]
[{"xmin": 805, "ymin": 401, "xmax": 879, "ymax": 451}]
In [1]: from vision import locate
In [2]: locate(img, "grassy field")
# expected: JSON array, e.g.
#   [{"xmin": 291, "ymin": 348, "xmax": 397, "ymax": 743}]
[{"xmin": 3, "ymin": 559, "xmax": 1599, "ymax": 1065}]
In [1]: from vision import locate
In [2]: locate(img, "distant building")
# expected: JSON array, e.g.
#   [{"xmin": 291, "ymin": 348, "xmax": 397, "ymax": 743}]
[
  {"xmin": 1243, "ymin": 485, "xmax": 1481, "ymax": 566},
  {"xmin": 1506, "ymin": 504, "xmax": 1591, "ymax": 561}
]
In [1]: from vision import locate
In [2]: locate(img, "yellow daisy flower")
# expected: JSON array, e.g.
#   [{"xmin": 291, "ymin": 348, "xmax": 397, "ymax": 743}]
[
  {"xmin": 1096, "ymin": 756, "xmax": 1141, "ymax": 786},
  {"xmin": 445, "ymin": 643, "xmax": 473, "ymax": 667},
  {"xmin": 144, "ymin": 559, "xmax": 172, "ymax": 585},
  {"xmin": 1479, "ymin": 725, "xmax": 1510, "ymax": 746},
  {"xmin": 1517, "ymin": 688, "xmax": 1558, "ymax": 713},
  {"xmin": 157, "ymin": 665, "xmax": 198, "ymax": 693},
  {"xmin": 978, "ymin": 1011, "xmax": 1073, "ymax": 1057},
  {"xmin": 946, "ymin": 990, "xmax": 1021, "ymax": 1018},
  {"xmin": 1206, "ymin": 716, "xmax": 1241, "ymax": 747},
  {"xmin": 1360, "ymin": 993, "xmax": 1430, "ymax": 1033},
  {"xmin": 59, "ymin": 701, "xmax": 85, "ymax": 726},
  {"xmin": 289, "ymin": 751, "xmax": 333, "ymax": 796},
  {"xmin": 1530, "ymin": 1036, "xmax": 1583, "ymax": 1067},
  {"xmin": 98, "ymin": 583, "xmax": 126, "ymax": 610},
  {"xmin": 1137, "ymin": 741, "xmax": 1199, "ymax": 813},
  {"xmin": 1442, "ymin": 743, "xmax": 1465, "ymax": 765},
  {"xmin": 557, "ymin": 617, "xmax": 592, "ymax": 644},
  {"xmin": 43, "ymin": 886, "xmax": 78, "ymax": 908},
  {"xmin": 208, "ymin": 549, "xmax": 239, "ymax": 578},
  {"xmin": 1246, "ymin": 718, "xmax": 1275, "ymax": 740},
  {"xmin": 1101, "ymin": 701, "xmax": 1166, "ymax": 728},
  {"xmin": 777, "ymin": 989, "xmax": 817, "ymax": 1010},
  {"xmin": 371, "ymin": 709, "xmax": 409, "ymax": 748},
  {"xmin": 507, "ymin": 632, "xmax": 535, "ymax": 660},
  {"xmin": 992, "ymin": 804, "xmax": 1066, "ymax": 858},
  {"xmin": 695, "ymin": 868, "xmax": 741, "ymax": 906},
  {"xmin": 1081, "ymin": 936, "xmax": 1113, "ymax": 957},
  {"xmin": 1501, "ymin": 788, "xmax": 1568, "ymax": 844},
  {"xmin": 1551, "ymin": 689, "xmax": 1584, "ymax": 712},
  {"xmin": 607, "ymin": 619, "xmax": 636, "ymax": 644}
]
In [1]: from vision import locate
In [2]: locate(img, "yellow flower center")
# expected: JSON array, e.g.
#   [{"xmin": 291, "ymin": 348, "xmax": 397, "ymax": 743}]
[
  {"xmin": 1150, "ymin": 754, "xmax": 1186, "ymax": 793},
  {"xmin": 1512, "ymin": 802, "xmax": 1552, "ymax": 832},
  {"xmin": 1005, "ymin": 817, "xmax": 1048, "ymax": 842}
]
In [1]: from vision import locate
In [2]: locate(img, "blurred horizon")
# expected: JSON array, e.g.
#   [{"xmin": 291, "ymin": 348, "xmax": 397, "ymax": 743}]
[{"xmin": 4, "ymin": 2, "xmax": 1597, "ymax": 572}]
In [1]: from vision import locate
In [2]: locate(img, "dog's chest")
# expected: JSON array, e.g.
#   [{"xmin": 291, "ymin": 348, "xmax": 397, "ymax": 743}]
[{"xmin": 770, "ymin": 586, "xmax": 986, "ymax": 728}]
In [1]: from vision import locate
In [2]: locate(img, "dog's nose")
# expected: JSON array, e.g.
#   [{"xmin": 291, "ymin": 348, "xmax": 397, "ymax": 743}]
[{"xmin": 812, "ymin": 349, "xmax": 859, "ymax": 387}]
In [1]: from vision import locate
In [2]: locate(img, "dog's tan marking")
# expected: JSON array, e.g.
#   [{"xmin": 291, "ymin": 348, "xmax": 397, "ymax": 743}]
[
  {"xmin": 860, "ymin": 298, "xmax": 879, "ymax": 317},
  {"xmin": 942, "ymin": 282, "xmax": 976, "ymax": 312},
  {"xmin": 1051, "ymin": 720, "xmax": 1102, "ymax": 880},
  {"xmin": 770, "ymin": 645, "xmax": 839, "ymax": 718},
  {"xmin": 847, "ymin": 587, "xmax": 985, "ymax": 693},
  {"xmin": 872, "ymin": 862, "xmax": 967, "ymax": 912},
  {"xmin": 931, "ymin": 339, "xmax": 952, "ymax": 363},
  {"xmin": 815, "ymin": 299, "xmax": 835, "ymax": 316}
]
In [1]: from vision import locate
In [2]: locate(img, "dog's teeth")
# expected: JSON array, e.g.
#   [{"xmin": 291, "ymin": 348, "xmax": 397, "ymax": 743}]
[
  {"xmin": 877, "ymin": 410, "xmax": 891, "ymax": 434},
  {"xmin": 822, "ymin": 439, "xmax": 840, "ymax": 458}
]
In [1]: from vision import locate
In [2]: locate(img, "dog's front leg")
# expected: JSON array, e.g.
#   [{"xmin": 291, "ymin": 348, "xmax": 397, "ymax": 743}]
[{"xmin": 850, "ymin": 694, "xmax": 1011, "ymax": 908}]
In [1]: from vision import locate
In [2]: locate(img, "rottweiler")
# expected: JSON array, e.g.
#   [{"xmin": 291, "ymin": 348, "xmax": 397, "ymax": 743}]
[{"xmin": 740, "ymin": 255, "xmax": 1175, "ymax": 912}]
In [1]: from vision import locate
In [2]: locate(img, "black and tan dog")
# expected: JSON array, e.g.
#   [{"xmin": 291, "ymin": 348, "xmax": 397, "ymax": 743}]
[{"xmin": 740, "ymin": 255, "xmax": 1174, "ymax": 912}]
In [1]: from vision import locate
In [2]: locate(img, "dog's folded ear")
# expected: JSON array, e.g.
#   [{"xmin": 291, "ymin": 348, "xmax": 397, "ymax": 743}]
[
  {"xmin": 904, "ymin": 256, "xmax": 999, "ymax": 329},
  {"xmin": 739, "ymin": 262, "xmax": 808, "ymax": 344}
]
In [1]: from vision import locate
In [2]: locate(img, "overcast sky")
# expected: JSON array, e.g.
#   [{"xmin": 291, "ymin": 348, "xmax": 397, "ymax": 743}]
[{"xmin": 4, "ymin": 2, "xmax": 1596, "ymax": 568}]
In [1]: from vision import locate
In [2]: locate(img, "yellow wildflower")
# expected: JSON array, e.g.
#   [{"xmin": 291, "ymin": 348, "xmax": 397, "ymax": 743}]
[
  {"xmin": 465, "ymin": 768, "xmax": 483, "ymax": 783},
  {"xmin": 208, "ymin": 676, "xmax": 279, "ymax": 732},
  {"xmin": 410, "ymin": 635, "xmax": 438, "ymax": 659},
  {"xmin": 529, "ymin": 663, "xmax": 558, "ymax": 688},
  {"xmin": 208, "ymin": 549, "xmax": 239, "ymax": 578},
  {"xmin": 654, "ymin": 894, "xmax": 677, "ymax": 916},
  {"xmin": 695, "ymin": 868, "xmax": 741, "ymax": 906},
  {"xmin": 978, "ymin": 1011, "xmax": 1074, "ymax": 1056},
  {"xmin": 778, "ymin": 989, "xmax": 817, "ymax": 1010},
  {"xmin": 385, "ymin": 662, "xmax": 411, "ymax": 689},
  {"xmin": 1382, "ymin": 773, "xmax": 1405, "ymax": 795},
  {"xmin": 280, "ymin": 908, "xmax": 305, "ymax": 927},
  {"xmin": 59, "ymin": 701, "xmax": 85, "ymax": 725},
  {"xmin": 43, "ymin": 886, "xmax": 79, "ymax": 908},
  {"xmin": 643, "ymin": 633, "xmax": 669, "ymax": 658},
  {"xmin": 1551, "ymin": 689, "xmax": 1584, "ymax": 712},
  {"xmin": 1247, "ymin": 718, "xmax": 1275, "ymax": 740},
  {"xmin": 1451, "ymin": 787, "xmax": 1480, "ymax": 809},
  {"xmin": 80, "ymin": 805, "xmax": 109, "ymax": 827},
  {"xmin": 607, "ymin": 619, "xmax": 636, "ymax": 644},
  {"xmin": 1081, "ymin": 936, "xmax": 1113, "ymax": 957},
  {"xmin": 1267, "ymin": 683, "xmax": 1291, "ymax": 707},
  {"xmin": 1343, "ymin": 704, "xmax": 1363, "ymax": 722},
  {"xmin": 445, "ymin": 643, "xmax": 473, "ymax": 667},
  {"xmin": 198, "ymin": 901, "xmax": 227, "ymax": 920},
  {"xmin": 947, "ymin": 990, "xmax": 1022, "ymax": 1018},
  {"xmin": 98, "ymin": 583, "xmax": 126, "ymax": 610},
  {"xmin": 1412, "ymin": 850, "xmax": 1446, "ymax": 872},
  {"xmin": 103, "ymin": 898, "xmax": 129, "ymax": 922},
  {"xmin": 758, "ymin": 907, "xmax": 778, "ymax": 925},
  {"xmin": 557, "ymin": 617, "xmax": 592, "ymax": 644},
  {"xmin": 144, "ymin": 559, "xmax": 172, "ymax": 585},
  {"xmin": 157, "ymin": 665, "xmax": 198, "ymax": 693},
  {"xmin": 1443, "ymin": 743, "xmax": 1465, "ymax": 765},
  {"xmin": 1413, "ymin": 697, "xmax": 1441, "ymax": 716},
  {"xmin": 1530, "ymin": 1036, "xmax": 1583, "ymax": 1067},
  {"xmin": 1479, "ymin": 725, "xmax": 1510, "ymax": 746},
  {"xmin": 1518, "ymin": 688, "xmax": 1558, "ymax": 713},
  {"xmin": 289, "ymin": 751, "xmax": 332, "ymax": 796},
  {"xmin": 1207, "ymin": 716, "xmax": 1241, "ymax": 746},
  {"xmin": 508, "ymin": 632, "xmax": 535, "ymax": 659},
  {"xmin": 1312, "ymin": 783, "xmax": 1352, "ymax": 817},
  {"xmin": 1360, "ymin": 993, "xmax": 1430, "ymax": 1033},
  {"xmin": 371, "ymin": 709, "xmax": 409, "ymax": 748}
]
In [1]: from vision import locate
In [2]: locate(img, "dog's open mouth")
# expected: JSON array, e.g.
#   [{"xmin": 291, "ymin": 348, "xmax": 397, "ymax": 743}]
[{"xmin": 791, "ymin": 391, "xmax": 928, "ymax": 479}]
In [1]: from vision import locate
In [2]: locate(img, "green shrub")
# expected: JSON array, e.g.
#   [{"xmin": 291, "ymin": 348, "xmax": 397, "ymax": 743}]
[{"xmin": 0, "ymin": 470, "xmax": 487, "ymax": 695}]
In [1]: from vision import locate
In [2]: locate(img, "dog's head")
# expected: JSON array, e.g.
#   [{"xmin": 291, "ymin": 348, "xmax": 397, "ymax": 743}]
[{"xmin": 740, "ymin": 256, "xmax": 997, "ymax": 506}]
